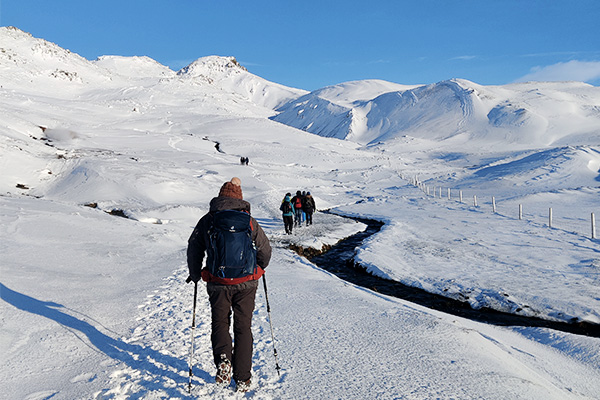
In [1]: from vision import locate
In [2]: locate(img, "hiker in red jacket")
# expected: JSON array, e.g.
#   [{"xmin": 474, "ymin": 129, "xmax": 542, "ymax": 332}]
[{"xmin": 290, "ymin": 190, "xmax": 304, "ymax": 226}]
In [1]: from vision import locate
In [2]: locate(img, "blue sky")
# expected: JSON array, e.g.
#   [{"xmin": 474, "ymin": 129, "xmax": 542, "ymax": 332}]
[{"xmin": 2, "ymin": 0, "xmax": 599, "ymax": 90}]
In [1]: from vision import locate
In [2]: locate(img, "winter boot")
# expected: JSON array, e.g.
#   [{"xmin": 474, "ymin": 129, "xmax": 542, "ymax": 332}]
[
  {"xmin": 235, "ymin": 378, "xmax": 252, "ymax": 393},
  {"xmin": 215, "ymin": 354, "xmax": 232, "ymax": 386}
]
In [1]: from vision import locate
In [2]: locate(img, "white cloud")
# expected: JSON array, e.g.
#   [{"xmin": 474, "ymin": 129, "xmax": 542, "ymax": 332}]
[
  {"xmin": 450, "ymin": 55, "xmax": 477, "ymax": 61},
  {"xmin": 368, "ymin": 59, "xmax": 390, "ymax": 65},
  {"xmin": 238, "ymin": 60, "xmax": 262, "ymax": 67},
  {"xmin": 516, "ymin": 60, "xmax": 600, "ymax": 84}
]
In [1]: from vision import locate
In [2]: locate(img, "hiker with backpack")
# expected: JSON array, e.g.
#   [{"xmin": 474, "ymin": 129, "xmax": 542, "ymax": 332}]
[
  {"xmin": 302, "ymin": 192, "xmax": 316, "ymax": 225},
  {"xmin": 290, "ymin": 190, "xmax": 304, "ymax": 226},
  {"xmin": 280, "ymin": 193, "xmax": 294, "ymax": 234},
  {"xmin": 187, "ymin": 177, "xmax": 272, "ymax": 392}
]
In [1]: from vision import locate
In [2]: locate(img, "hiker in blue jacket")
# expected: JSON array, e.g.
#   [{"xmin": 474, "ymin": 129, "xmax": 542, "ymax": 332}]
[{"xmin": 280, "ymin": 193, "xmax": 294, "ymax": 234}]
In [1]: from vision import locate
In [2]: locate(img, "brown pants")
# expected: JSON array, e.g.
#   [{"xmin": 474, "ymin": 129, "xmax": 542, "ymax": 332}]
[{"xmin": 207, "ymin": 280, "xmax": 258, "ymax": 382}]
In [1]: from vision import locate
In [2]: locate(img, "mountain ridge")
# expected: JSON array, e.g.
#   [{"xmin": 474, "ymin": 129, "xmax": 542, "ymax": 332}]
[{"xmin": 1, "ymin": 26, "xmax": 599, "ymax": 150}]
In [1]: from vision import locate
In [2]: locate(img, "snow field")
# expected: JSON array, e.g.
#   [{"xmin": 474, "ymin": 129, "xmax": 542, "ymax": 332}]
[{"xmin": 1, "ymin": 27, "xmax": 599, "ymax": 399}]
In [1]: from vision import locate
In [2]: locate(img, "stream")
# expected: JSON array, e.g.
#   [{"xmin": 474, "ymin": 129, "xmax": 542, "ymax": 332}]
[{"xmin": 300, "ymin": 215, "xmax": 600, "ymax": 338}]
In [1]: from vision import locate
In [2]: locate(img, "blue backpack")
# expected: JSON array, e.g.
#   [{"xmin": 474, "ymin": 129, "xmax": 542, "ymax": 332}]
[{"xmin": 207, "ymin": 210, "xmax": 257, "ymax": 279}]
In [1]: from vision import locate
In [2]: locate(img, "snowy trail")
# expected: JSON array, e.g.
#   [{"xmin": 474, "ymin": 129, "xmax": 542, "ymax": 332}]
[
  {"xmin": 92, "ymin": 255, "xmax": 284, "ymax": 399},
  {"xmin": 88, "ymin": 243, "xmax": 599, "ymax": 400}
]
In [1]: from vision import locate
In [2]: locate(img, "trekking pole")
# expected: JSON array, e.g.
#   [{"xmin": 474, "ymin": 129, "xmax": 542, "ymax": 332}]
[
  {"xmin": 262, "ymin": 274, "xmax": 281, "ymax": 376},
  {"xmin": 186, "ymin": 277, "xmax": 198, "ymax": 393}
]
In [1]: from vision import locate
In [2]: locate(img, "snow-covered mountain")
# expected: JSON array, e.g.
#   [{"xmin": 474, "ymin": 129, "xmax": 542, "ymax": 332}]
[
  {"xmin": 1, "ymin": 27, "xmax": 599, "ymax": 400},
  {"xmin": 177, "ymin": 55, "xmax": 307, "ymax": 109},
  {"xmin": 0, "ymin": 26, "xmax": 303, "ymax": 110},
  {"xmin": 3, "ymin": 25, "xmax": 598, "ymax": 150},
  {"xmin": 0, "ymin": 26, "xmax": 113, "ymax": 89},
  {"xmin": 272, "ymin": 77, "xmax": 600, "ymax": 148}
]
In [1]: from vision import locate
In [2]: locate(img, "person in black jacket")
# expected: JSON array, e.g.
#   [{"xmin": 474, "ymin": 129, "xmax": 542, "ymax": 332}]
[
  {"xmin": 302, "ymin": 192, "xmax": 316, "ymax": 225},
  {"xmin": 187, "ymin": 177, "xmax": 271, "ymax": 392},
  {"xmin": 280, "ymin": 193, "xmax": 294, "ymax": 234}
]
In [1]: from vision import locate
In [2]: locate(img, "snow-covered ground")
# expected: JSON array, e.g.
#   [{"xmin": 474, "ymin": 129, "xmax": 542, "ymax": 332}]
[{"xmin": 1, "ymin": 26, "xmax": 599, "ymax": 399}]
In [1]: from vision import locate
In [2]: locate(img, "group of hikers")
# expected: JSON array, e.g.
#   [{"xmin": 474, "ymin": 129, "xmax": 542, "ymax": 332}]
[
  {"xmin": 185, "ymin": 178, "xmax": 317, "ymax": 392},
  {"xmin": 239, "ymin": 157, "xmax": 249, "ymax": 165},
  {"xmin": 279, "ymin": 190, "xmax": 317, "ymax": 234}
]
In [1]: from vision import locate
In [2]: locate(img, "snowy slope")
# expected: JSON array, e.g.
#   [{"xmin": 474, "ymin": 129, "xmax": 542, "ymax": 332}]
[
  {"xmin": 273, "ymin": 77, "xmax": 600, "ymax": 148},
  {"xmin": 93, "ymin": 55, "xmax": 175, "ymax": 79},
  {"xmin": 0, "ymin": 26, "xmax": 113, "ymax": 91},
  {"xmin": 1, "ymin": 27, "xmax": 599, "ymax": 400},
  {"xmin": 271, "ymin": 79, "xmax": 418, "ymax": 141}
]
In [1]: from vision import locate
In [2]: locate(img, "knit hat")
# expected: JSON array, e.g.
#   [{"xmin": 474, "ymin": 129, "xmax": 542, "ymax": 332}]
[{"xmin": 218, "ymin": 179, "xmax": 243, "ymax": 199}]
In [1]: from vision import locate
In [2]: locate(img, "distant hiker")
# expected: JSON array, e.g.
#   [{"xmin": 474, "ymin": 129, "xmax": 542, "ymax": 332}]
[
  {"xmin": 302, "ymin": 192, "xmax": 316, "ymax": 225},
  {"xmin": 290, "ymin": 191, "xmax": 304, "ymax": 226},
  {"xmin": 187, "ymin": 177, "xmax": 272, "ymax": 392},
  {"xmin": 280, "ymin": 193, "xmax": 294, "ymax": 234},
  {"xmin": 245, "ymin": 157, "xmax": 249, "ymax": 165},
  {"xmin": 240, "ymin": 157, "xmax": 245, "ymax": 165},
  {"xmin": 301, "ymin": 191, "xmax": 307, "ymax": 223}
]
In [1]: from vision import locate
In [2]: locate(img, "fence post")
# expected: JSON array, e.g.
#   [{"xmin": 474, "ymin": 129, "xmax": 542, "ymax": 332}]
[
  {"xmin": 473, "ymin": 195, "xmax": 478, "ymax": 207},
  {"xmin": 426, "ymin": 186, "xmax": 430, "ymax": 196},
  {"xmin": 447, "ymin": 188, "xmax": 451, "ymax": 200},
  {"xmin": 549, "ymin": 207, "xmax": 553, "ymax": 228},
  {"xmin": 459, "ymin": 190, "xmax": 463, "ymax": 203},
  {"xmin": 592, "ymin": 213, "xmax": 597, "ymax": 239},
  {"xmin": 492, "ymin": 196, "xmax": 496, "ymax": 213},
  {"xmin": 519, "ymin": 204, "xmax": 523, "ymax": 220}
]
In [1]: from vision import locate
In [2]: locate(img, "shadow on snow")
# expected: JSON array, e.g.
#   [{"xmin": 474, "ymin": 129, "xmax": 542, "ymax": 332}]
[{"xmin": 0, "ymin": 282, "xmax": 210, "ymax": 397}]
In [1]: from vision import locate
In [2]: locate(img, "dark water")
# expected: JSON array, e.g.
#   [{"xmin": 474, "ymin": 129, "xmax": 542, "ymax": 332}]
[{"xmin": 306, "ymin": 216, "xmax": 600, "ymax": 338}]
